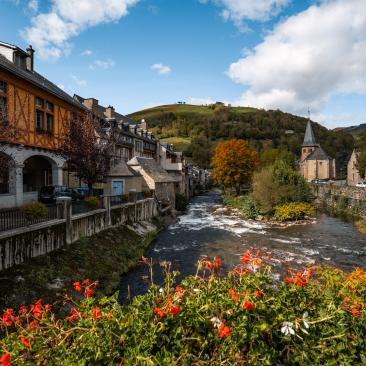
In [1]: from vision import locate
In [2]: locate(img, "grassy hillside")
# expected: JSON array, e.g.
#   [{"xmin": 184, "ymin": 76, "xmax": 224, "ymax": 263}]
[{"xmin": 129, "ymin": 103, "xmax": 354, "ymax": 172}]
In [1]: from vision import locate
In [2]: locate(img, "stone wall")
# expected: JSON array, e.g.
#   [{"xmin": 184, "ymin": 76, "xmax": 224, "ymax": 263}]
[
  {"xmin": 313, "ymin": 185, "xmax": 366, "ymax": 217},
  {"xmin": 0, "ymin": 198, "xmax": 158, "ymax": 271}
]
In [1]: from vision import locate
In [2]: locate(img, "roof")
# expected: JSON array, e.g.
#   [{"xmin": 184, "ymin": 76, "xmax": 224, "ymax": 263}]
[
  {"xmin": 0, "ymin": 54, "xmax": 85, "ymax": 110},
  {"xmin": 109, "ymin": 160, "xmax": 141, "ymax": 177},
  {"xmin": 302, "ymin": 120, "xmax": 318, "ymax": 147},
  {"xmin": 127, "ymin": 157, "xmax": 176, "ymax": 183},
  {"xmin": 304, "ymin": 146, "xmax": 332, "ymax": 161}
]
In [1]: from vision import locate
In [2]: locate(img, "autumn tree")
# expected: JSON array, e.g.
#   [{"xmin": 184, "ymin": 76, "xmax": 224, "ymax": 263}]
[
  {"xmin": 59, "ymin": 113, "xmax": 116, "ymax": 192},
  {"xmin": 212, "ymin": 139, "xmax": 259, "ymax": 194}
]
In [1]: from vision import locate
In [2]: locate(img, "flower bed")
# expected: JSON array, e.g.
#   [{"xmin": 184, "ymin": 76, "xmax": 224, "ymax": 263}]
[{"xmin": 0, "ymin": 251, "xmax": 365, "ymax": 365}]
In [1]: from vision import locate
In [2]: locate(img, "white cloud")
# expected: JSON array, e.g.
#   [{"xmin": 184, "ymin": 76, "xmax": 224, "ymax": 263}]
[
  {"xmin": 71, "ymin": 74, "xmax": 87, "ymax": 87},
  {"xmin": 89, "ymin": 58, "xmax": 115, "ymax": 70},
  {"xmin": 200, "ymin": 0, "xmax": 290, "ymax": 26},
  {"xmin": 57, "ymin": 83, "xmax": 65, "ymax": 90},
  {"xmin": 151, "ymin": 63, "xmax": 171, "ymax": 75},
  {"xmin": 28, "ymin": 0, "xmax": 38, "ymax": 12},
  {"xmin": 22, "ymin": 0, "xmax": 139, "ymax": 60},
  {"xmin": 81, "ymin": 49, "xmax": 93, "ymax": 56},
  {"xmin": 228, "ymin": 0, "xmax": 366, "ymax": 118},
  {"xmin": 188, "ymin": 97, "xmax": 216, "ymax": 105}
]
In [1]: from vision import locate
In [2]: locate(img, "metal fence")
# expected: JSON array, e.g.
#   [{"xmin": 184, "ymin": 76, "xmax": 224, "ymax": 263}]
[
  {"xmin": 71, "ymin": 197, "xmax": 103, "ymax": 215},
  {"xmin": 0, "ymin": 205, "xmax": 58, "ymax": 232}
]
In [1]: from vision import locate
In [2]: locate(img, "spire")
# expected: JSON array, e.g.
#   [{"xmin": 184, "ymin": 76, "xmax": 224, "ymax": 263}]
[{"xmin": 302, "ymin": 109, "xmax": 317, "ymax": 146}]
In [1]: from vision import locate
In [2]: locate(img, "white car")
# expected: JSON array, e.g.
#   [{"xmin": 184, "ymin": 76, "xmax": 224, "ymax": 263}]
[{"xmin": 356, "ymin": 182, "xmax": 366, "ymax": 188}]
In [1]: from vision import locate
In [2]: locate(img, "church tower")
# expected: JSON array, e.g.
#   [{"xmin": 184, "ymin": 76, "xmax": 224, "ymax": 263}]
[{"xmin": 301, "ymin": 116, "xmax": 319, "ymax": 162}]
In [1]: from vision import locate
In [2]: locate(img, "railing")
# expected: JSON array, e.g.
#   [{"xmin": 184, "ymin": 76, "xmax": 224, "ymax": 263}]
[
  {"xmin": 110, "ymin": 195, "xmax": 130, "ymax": 207},
  {"xmin": 0, "ymin": 205, "xmax": 58, "ymax": 232},
  {"xmin": 71, "ymin": 198, "xmax": 103, "ymax": 215}
]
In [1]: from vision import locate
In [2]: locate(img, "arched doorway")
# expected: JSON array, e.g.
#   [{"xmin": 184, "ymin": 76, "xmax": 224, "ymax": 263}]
[{"xmin": 23, "ymin": 156, "xmax": 53, "ymax": 193}]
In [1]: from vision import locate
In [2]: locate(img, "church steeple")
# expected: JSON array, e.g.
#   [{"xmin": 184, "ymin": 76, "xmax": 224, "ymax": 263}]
[{"xmin": 302, "ymin": 110, "xmax": 318, "ymax": 147}]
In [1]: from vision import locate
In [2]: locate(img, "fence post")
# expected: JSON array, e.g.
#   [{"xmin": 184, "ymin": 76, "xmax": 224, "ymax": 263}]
[
  {"xmin": 56, "ymin": 197, "xmax": 72, "ymax": 245},
  {"xmin": 103, "ymin": 196, "xmax": 111, "ymax": 227}
]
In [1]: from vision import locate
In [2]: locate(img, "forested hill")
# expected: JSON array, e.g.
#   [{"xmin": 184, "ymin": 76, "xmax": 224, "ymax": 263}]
[{"xmin": 128, "ymin": 103, "xmax": 354, "ymax": 171}]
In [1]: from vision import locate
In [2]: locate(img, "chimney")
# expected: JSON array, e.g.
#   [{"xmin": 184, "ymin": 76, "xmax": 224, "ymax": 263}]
[
  {"xmin": 83, "ymin": 98, "xmax": 99, "ymax": 115},
  {"xmin": 139, "ymin": 118, "xmax": 148, "ymax": 131},
  {"xmin": 26, "ymin": 45, "xmax": 34, "ymax": 71},
  {"xmin": 105, "ymin": 105, "xmax": 115, "ymax": 118}
]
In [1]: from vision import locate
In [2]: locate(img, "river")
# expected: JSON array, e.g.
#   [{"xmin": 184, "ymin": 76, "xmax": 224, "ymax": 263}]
[{"xmin": 118, "ymin": 190, "xmax": 366, "ymax": 301}]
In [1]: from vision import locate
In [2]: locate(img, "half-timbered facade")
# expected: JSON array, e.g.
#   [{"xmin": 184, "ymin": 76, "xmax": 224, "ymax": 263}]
[{"xmin": 0, "ymin": 41, "xmax": 84, "ymax": 208}]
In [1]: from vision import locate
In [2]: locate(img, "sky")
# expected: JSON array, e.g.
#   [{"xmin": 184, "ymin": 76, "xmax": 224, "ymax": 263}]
[{"xmin": 0, "ymin": 0, "xmax": 366, "ymax": 129}]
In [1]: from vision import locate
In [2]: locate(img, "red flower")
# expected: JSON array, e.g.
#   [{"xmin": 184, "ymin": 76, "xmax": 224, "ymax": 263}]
[
  {"xmin": 21, "ymin": 336, "xmax": 30, "ymax": 348},
  {"xmin": 107, "ymin": 310, "xmax": 113, "ymax": 321},
  {"xmin": 351, "ymin": 307, "xmax": 361, "ymax": 317},
  {"xmin": 228, "ymin": 289, "xmax": 240, "ymax": 302},
  {"xmin": 66, "ymin": 307, "xmax": 80, "ymax": 322},
  {"xmin": 169, "ymin": 306, "xmax": 182, "ymax": 316},
  {"xmin": 92, "ymin": 307, "xmax": 103, "ymax": 319},
  {"xmin": 73, "ymin": 281, "xmax": 82, "ymax": 292},
  {"xmin": 0, "ymin": 353, "xmax": 11, "ymax": 366},
  {"xmin": 28, "ymin": 320, "xmax": 39, "ymax": 330},
  {"xmin": 214, "ymin": 257, "xmax": 221, "ymax": 269},
  {"xmin": 175, "ymin": 286, "xmax": 185, "ymax": 300},
  {"xmin": 205, "ymin": 260, "xmax": 213, "ymax": 271},
  {"xmin": 253, "ymin": 289, "xmax": 264, "ymax": 299},
  {"xmin": 83, "ymin": 279, "xmax": 91, "ymax": 286},
  {"xmin": 218, "ymin": 324, "xmax": 230, "ymax": 338},
  {"xmin": 284, "ymin": 277, "xmax": 294, "ymax": 284},
  {"xmin": 243, "ymin": 301, "xmax": 256, "ymax": 310},
  {"xmin": 84, "ymin": 289, "xmax": 95, "ymax": 297},
  {"xmin": 31, "ymin": 300, "xmax": 43, "ymax": 319},
  {"xmin": 240, "ymin": 250, "xmax": 253, "ymax": 264},
  {"xmin": 18, "ymin": 306, "xmax": 28, "ymax": 316},
  {"xmin": 153, "ymin": 307, "xmax": 166, "ymax": 318}
]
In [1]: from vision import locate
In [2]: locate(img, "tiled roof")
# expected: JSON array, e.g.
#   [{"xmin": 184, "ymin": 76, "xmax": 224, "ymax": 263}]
[
  {"xmin": 127, "ymin": 157, "xmax": 176, "ymax": 183},
  {"xmin": 109, "ymin": 160, "xmax": 140, "ymax": 177},
  {"xmin": 0, "ymin": 55, "xmax": 85, "ymax": 110},
  {"xmin": 304, "ymin": 146, "xmax": 332, "ymax": 161}
]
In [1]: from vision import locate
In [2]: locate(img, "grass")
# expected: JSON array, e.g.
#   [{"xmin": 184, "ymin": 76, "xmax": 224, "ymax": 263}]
[{"xmin": 160, "ymin": 136, "xmax": 192, "ymax": 151}]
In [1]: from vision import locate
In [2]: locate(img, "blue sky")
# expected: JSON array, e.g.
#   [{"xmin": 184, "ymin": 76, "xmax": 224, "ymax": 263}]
[{"xmin": 1, "ymin": 0, "xmax": 366, "ymax": 128}]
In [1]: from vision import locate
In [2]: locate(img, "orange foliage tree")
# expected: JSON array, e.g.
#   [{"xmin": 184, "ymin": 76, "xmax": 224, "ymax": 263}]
[{"xmin": 212, "ymin": 139, "xmax": 259, "ymax": 193}]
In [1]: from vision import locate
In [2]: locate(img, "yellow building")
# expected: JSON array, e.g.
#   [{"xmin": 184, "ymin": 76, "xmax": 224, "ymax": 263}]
[{"xmin": 299, "ymin": 119, "xmax": 336, "ymax": 182}]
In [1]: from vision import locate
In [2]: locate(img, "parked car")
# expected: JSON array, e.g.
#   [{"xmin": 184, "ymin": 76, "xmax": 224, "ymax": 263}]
[
  {"xmin": 356, "ymin": 182, "xmax": 366, "ymax": 188},
  {"xmin": 311, "ymin": 179, "xmax": 328, "ymax": 185},
  {"xmin": 39, "ymin": 186, "xmax": 84, "ymax": 203}
]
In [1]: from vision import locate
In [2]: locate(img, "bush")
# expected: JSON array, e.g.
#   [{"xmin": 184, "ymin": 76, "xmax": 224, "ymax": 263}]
[
  {"xmin": 223, "ymin": 194, "xmax": 261, "ymax": 219},
  {"xmin": 0, "ymin": 254, "xmax": 365, "ymax": 365},
  {"xmin": 84, "ymin": 196, "xmax": 100, "ymax": 209},
  {"xmin": 175, "ymin": 193, "xmax": 189, "ymax": 211},
  {"xmin": 274, "ymin": 202, "xmax": 314, "ymax": 221},
  {"xmin": 21, "ymin": 202, "xmax": 48, "ymax": 221}
]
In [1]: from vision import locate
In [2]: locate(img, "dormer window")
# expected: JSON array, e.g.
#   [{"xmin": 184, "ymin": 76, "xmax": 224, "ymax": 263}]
[{"xmin": 14, "ymin": 52, "xmax": 26, "ymax": 69}]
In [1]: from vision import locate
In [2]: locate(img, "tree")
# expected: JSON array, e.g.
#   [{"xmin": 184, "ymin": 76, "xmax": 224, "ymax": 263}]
[
  {"xmin": 212, "ymin": 139, "xmax": 259, "ymax": 194},
  {"xmin": 59, "ymin": 113, "xmax": 116, "ymax": 191},
  {"xmin": 191, "ymin": 134, "xmax": 213, "ymax": 169},
  {"xmin": 259, "ymin": 148, "xmax": 295, "ymax": 168},
  {"xmin": 355, "ymin": 130, "xmax": 366, "ymax": 179}
]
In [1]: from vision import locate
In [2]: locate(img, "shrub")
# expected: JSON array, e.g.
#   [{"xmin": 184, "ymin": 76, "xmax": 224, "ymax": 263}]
[
  {"xmin": 0, "ymin": 254, "xmax": 365, "ymax": 365},
  {"xmin": 84, "ymin": 196, "xmax": 100, "ymax": 209},
  {"xmin": 21, "ymin": 202, "xmax": 48, "ymax": 221},
  {"xmin": 275, "ymin": 202, "xmax": 314, "ymax": 221},
  {"xmin": 175, "ymin": 193, "xmax": 189, "ymax": 211},
  {"xmin": 223, "ymin": 194, "xmax": 261, "ymax": 219}
]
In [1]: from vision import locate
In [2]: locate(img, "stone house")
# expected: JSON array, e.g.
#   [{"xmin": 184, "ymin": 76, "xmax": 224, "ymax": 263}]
[
  {"xmin": 0, "ymin": 41, "xmax": 85, "ymax": 208},
  {"xmin": 127, "ymin": 156, "xmax": 177, "ymax": 208},
  {"xmin": 299, "ymin": 119, "xmax": 336, "ymax": 181},
  {"xmin": 347, "ymin": 149, "xmax": 361, "ymax": 186}
]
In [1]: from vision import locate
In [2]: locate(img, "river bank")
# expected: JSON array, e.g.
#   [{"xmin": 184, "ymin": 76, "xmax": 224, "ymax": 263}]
[{"xmin": 0, "ymin": 217, "xmax": 167, "ymax": 311}]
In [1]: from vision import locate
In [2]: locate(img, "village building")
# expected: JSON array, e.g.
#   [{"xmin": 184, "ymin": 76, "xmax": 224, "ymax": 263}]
[
  {"xmin": 347, "ymin": 149, "xmax": 361, "ymax": 186},
  {"xmin": 299, "ymin": 119, "xmax": 336, "ymax": 182},
  {"xmin": 127, "ymin": 156, "xmax": 176, "ymax": 208},
  {"xmin": 0, "ymin": 41, "xmax": 85, "ymax": 208}
]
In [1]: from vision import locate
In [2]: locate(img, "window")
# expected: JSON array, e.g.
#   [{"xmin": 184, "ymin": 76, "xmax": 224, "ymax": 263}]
[
  {"xmin": 0, "ymin": 80, "xmax": 7, "ymax": 122},
  {"xmin": 35, "ymin": 96, "xmax": 54, "ymax": 133},
  {"xmin": 14, "ymin": 53, "xmax": 26, "ymax": 69}
]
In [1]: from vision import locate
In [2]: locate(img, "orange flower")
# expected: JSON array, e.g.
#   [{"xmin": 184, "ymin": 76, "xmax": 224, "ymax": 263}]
[
  {"xmin": 252, "ymin": 258, "xmax": 262, "ymax": 266},
  {"xmin": 205, "ymin": 260, "xmax": 213, "ymax": 271},
  {"xmin": 73, "ymin": 281, "xmax": 82, "ymax": 292},
  {"xmin": 82, "ymin": 279, "xmax": 91, "ymax": 286},
  {"xmin": 228, "ymin": 289, "xmax": 240, "ymax": 302},
  {"xmin": 0, "ymin": 353, "xmax": 11, "ymax": 366},
  {"xmin": 92, "ymin": 307, "xmax": 103, "ymax": 319},
  {"xmin": 218, "ymin": 323, "xmax": 230, "ymax": 338},
  {"xmin": 253, "ymin": 289, "xmax": 264, "ymax": 299},
  {"xmin": 175, "ymin": 286, "xmax": 185, "ymax": 300},
  {"xmin": 28, "ymin": 320, "xmax": 39, "ymax": 330},
  {"xmin": 351, "ymin": 307, "xmax": 361, "ymax": 317},
  {"xmin": 21, "ymin": 336, "xmax": 30, "ymax": 348},
  {"xmin": 107, "ymin": 310, "xmax": 113, "ymax": 321},
  {"xmin": 153, "ymin": 307, "xmax": 166, "ymax": 318},
  {"xmin": 243, "ymin": 301, "xmax": 256, "ymax": 310},
  {"xmin": 44, "ymin": 304, "xmax": 52, "ymax": 313},
  {"xmin": 84, "ymin": 289, "xmax": 95, "ymax": 297},
  {"xmin": 240, "ymin": 250, "xmax": 253, "ymax": 264},
  {"xmin": 169, "ymin": 306, "xmax": 182, "ymax": 316},
  {"xmin": 214, "ymin": 257, "xmax": 221, "ymax": 269}
]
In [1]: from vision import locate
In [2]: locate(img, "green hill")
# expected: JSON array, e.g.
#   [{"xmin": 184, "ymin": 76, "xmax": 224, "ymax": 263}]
[{"xmin": 129, "ymin": 103, "xmax": 354, "ymax": 172}]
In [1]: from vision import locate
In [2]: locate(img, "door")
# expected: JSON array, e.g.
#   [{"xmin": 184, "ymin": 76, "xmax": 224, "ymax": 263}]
[{"xmin": 112, "ymin": 180, "xmax": 124, "ymax": 196}]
